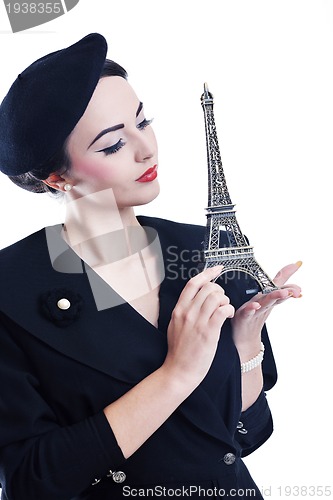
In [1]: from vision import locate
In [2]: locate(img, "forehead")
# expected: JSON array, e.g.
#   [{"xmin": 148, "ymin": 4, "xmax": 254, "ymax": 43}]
[{"xmin": 69, "ymin": 76, "xmax": 139, "ymax": 143}]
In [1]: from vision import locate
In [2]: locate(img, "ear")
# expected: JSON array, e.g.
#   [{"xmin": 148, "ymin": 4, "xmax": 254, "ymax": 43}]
[{"xmin": 42, "ymin": 173, "xmax": 67, "ymax": 192}]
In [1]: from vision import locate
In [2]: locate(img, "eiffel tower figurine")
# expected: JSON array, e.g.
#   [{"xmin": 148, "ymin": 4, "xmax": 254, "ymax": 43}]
[{"xmin": 201, "ymin": 83, "xmax": 277, "ymax": 293}]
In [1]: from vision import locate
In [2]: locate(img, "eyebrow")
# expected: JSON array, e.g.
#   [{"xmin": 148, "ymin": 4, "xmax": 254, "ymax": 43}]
[
  {"xmin": 88, "ymin": 101, "xmax": 144, "ymax": 149},
  {"xmin": 136, "ymin": 101, "xmax": 143, "ymax": 117}
]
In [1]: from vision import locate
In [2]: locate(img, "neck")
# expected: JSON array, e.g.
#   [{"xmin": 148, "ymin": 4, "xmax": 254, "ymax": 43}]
[{"xmin": 62, "ymin": 188, "xmax": 146, "ymax": 267}]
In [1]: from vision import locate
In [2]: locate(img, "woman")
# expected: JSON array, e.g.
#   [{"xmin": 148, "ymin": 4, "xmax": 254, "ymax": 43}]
[{"xmin": 0, "ymin": 33, "xmax": 301, "ymax": 499}]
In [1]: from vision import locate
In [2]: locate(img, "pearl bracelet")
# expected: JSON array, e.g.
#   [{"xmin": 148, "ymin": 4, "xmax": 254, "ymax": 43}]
[{"xmin": 241, "ymin": 342, "xmax": 265, "ymax": 374}]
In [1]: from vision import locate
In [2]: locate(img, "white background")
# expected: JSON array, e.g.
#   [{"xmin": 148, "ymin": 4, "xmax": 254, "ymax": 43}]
[{"xmin": 0, "ymin": 1, "xmax": 332, "ymax": 497}]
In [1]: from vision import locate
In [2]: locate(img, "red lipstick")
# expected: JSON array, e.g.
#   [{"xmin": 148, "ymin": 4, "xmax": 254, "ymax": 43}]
[{"xmin": 136, "ymin": 165, "xmax": 158, "ymax": 183}]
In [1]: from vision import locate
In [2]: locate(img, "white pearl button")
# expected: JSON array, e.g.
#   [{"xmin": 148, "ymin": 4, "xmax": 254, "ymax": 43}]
[{"xmin": 57, "ymin": 298, "xmax": 71, "ymax": 310}]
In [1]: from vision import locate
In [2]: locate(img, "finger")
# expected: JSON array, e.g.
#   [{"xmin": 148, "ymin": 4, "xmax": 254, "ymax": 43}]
[
  {"xmin": 180, "ymin": 283, "xmax": 226, "ymax": 323},
  {"xmin": 255, "ymin": 288, "xmax": 292, "ymax": 309},
  {"xmin": 235, "ymin": 301, "xmax": 262, "ymax": 319},
  {"xmin": 199, "ymin": 289, "xmax": 230, "ymax": 320},
  {"xmin": 280, "ymin": 284, "xmax": 302, "ymax": 299},
  {"xmin": 183, "ymin": 282, "xmax": 228, "ymax": 323},
  {"xmin": 210, "ymin": 303, "xmax": 235, "ymax": 329},
  {"xmin": 178, "ymin": 265, "xmax": 224, "ymax": 304},
  {"xmin": 273, "ymin": 261, "xmax": 302, "ymax": 287},
  {"xmin": 247, "ymin": 285, "xmax": 302, "ymax": 311},
  {"xmin": 195, "ymin": 281, "xmax": 225, "ymax": 305}
]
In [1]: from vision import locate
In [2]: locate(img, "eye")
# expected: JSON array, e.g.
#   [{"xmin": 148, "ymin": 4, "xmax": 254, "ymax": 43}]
[
  {"xmin": 137, "ymin": 118, "xmax": 153, "ymax": 131},
  {"xmin": 97, "ymin": 139, "xmax": 126, "ymax": 156}
]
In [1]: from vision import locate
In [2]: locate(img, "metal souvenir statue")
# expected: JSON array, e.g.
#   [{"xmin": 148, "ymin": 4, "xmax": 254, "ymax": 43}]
[{"xmin": 201, "ymin": 83, "xmax": 277, "ymax": 293}]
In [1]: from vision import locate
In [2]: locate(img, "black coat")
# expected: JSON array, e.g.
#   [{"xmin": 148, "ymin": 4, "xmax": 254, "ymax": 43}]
[{"xmin": 0, "ymin": 216, "xmax": 277, "ymax": 500}]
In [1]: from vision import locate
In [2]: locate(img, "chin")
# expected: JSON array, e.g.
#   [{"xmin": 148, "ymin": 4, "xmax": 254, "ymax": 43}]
[
  {"xmin": 134, "ymin": 182, "xmax": 160, "ymax": 207},
  {"xmin": 134, "ymin": 191, "xmax": 160, "ymax": 208},
  {"xmin": 117, "ymin": 183, "xmax": 160, "ymax": 209}
]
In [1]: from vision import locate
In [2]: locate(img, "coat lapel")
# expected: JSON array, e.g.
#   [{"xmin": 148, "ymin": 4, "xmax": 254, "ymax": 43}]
[{"xmin": 1, "ymin": 223, "xmax": 168, "ymax": 383}]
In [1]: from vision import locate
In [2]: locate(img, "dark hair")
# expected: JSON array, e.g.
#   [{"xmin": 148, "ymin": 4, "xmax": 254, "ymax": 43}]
[{"xmin": 8, "ymin": 59, "xmax": 128, "ymax": 195}]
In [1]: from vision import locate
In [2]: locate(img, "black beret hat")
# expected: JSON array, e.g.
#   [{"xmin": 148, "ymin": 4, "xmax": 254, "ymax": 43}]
[{"xmin": 0, "ymin": 33, "xmax": 107, "ymax": 176}]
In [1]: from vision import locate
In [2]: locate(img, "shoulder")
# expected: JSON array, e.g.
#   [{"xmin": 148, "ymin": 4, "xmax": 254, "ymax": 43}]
[
  {"xmin": 0, "ymin": 226, "xmax": 66, "ymax": 303},
  {"xmin": 137, "ymin": 215, "xmax": 231, "ymax": 251},
  {"xmin": 138, "ymin": 215, "xmax": 205, "ymax": 233},
  {"xmin": 0, "ymin": 228, "xmax": 47, "ymax": 267},
  {"xmin": 0, "ymin": 229, "xmax": 51, "ymax": 324},
  {"xmin": 137, "ymin": 215, "xmax": 206, "ymax": 249}
]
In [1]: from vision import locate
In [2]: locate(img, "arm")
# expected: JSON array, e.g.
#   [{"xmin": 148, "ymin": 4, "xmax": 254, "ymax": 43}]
[
  {"xmin": 231, "ymin": 262, "xmax": 302, "ymax": 411},
  {"xmin": 0, "ymin": 315, "xmax": 124, "ymax": 500},
  {"xmin": 235, "ymin": 389, "xmax": 273, "ymax": 457},
  {"xmin": 234, "ymin": 324, "xmax": 277, "ymax": 456}
]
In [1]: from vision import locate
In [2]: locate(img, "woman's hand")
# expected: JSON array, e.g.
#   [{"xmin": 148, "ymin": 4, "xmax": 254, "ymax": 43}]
[
  {"xmin": 164, "ymin": 266, "xmax": 235, "ymax": 388},
  {"xmin": 231, "ymin": 261, "xmax": 302, "ymax": 357},
  {"xmin": 105, "ymin": 266, "xmax": 234, "ymax": 459}
]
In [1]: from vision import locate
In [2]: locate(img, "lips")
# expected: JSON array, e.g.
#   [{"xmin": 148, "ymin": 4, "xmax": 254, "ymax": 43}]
[{"xmin": 136, "ymin": 165, "xmax": 158, "ymax": 183}]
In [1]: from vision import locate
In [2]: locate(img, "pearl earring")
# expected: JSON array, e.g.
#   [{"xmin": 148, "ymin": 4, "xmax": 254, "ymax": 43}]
[{"xmin": 64, "ymin": 183, "xmax": 72, "ymax": 192}]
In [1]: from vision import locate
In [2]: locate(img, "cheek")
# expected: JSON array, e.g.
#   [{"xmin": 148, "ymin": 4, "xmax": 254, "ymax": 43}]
[{"xmin": 70, "ymin": 154, "xmax": 121, "ymax": 184}]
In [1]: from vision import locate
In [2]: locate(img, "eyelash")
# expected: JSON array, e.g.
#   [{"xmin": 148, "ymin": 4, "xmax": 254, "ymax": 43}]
[
  {"xmin": 137, "ymin": 117, "xmax": 153, "ymax": 130},
  {"xmin": 100, "ymin": 139, "xmax": 126, "ymax": 156},
  {"xmin": 99, "ymin": 118, "xmax": 153, "ymax": 156}
]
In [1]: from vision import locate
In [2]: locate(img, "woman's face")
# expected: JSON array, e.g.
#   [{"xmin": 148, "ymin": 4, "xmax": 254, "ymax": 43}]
[{"xmin": 66, "ymin": 76, "xmax": 159, "ymax": 208}]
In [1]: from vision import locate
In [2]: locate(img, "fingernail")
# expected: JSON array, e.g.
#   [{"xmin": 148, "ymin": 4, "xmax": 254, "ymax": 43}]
[
  {"xmin": 288, "ymin": 291, "xmax": 294, "ymax": 297},
  {"xmin": 295, "ymin": 261, "xmax": 303, "ymax": 268}
]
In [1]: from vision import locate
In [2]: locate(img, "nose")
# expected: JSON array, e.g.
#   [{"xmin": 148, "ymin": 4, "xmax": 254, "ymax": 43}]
[{"xmin": 133, "ymin": 130, "xmax": 155, "ymax": 163}]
